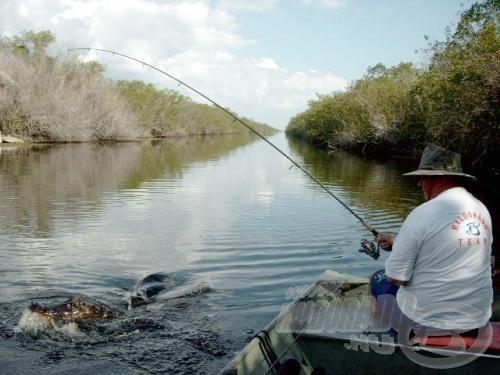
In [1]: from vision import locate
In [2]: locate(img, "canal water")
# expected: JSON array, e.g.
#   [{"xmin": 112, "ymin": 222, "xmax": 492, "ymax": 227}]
[{"xmin": 0, "ymin": 133, "xmax": 422, "ymax": 374}]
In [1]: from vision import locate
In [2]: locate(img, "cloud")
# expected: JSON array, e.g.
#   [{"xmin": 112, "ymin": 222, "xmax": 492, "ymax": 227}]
[
  {"xmin": 216, "ymin": 0, "xmax": 279, "ymax": 13},
  {"xmin": 0, "ymin": 0, "xmax": 347, "ymax": 128},
  {"xmin": 298, "ymin": 0, "xmax": 345, "ymax": 9}
]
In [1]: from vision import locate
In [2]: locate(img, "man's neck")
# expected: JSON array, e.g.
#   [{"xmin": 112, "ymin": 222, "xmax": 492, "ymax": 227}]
[{"xmin": 429, "ymin": 178, "xmax": 459, "ymax": 200}]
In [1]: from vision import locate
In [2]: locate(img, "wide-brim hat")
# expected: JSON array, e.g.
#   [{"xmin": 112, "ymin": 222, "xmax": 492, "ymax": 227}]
[{"xmin": 403, "ymin": 145, "xmax": 477, "ymax": 181}]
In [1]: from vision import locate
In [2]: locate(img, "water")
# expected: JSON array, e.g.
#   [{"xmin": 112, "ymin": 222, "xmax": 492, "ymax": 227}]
[{"xmin": 0, "ymin": 134, "xmax": 422, "ymax": 373}]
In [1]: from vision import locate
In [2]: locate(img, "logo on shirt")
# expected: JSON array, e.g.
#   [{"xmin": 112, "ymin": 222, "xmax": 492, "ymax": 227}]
[
  {"xmin": 450, "ymin": 212, "xmax": 489, "ymax": 247},
  {"xmin": 451, "ymin": 211, "xmax": 489, "ymax": 232},
  {"xmin": 465, "ymin": 222, "xmax": 481, "ymax": 236}
]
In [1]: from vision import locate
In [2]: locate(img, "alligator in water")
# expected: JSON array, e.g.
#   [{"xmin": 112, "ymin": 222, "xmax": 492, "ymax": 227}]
[
  {"xmin": 27, "ymin": 272, "xmax": 203, "ymax": 323},
  {"xmin": 29, "ymin": 296, "xmax": 122, "ymax": 324}
]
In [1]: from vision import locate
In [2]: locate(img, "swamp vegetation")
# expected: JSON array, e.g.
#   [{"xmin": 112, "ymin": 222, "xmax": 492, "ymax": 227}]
[
  {"xmin": 286, "ymin": 0, "xmax": 499, "ymax": 181},
  {"xmin": 0, "ymin": 31, "xmax": 275, "ymax": 142}
]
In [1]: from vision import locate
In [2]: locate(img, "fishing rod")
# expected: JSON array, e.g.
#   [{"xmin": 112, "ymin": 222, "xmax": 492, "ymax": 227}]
[{"xmin": 68, "ymin": 47, "xmax": 379, "ymax": 238}]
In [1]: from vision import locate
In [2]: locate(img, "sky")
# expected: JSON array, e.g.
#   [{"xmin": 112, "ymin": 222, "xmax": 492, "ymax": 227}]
[{"xmin": 0, "ymin": 0, "xmax": 476, "ymax": 129}]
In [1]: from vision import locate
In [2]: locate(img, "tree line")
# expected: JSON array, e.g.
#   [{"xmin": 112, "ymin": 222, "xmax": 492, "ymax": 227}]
[
  {"xmin": 0, "ymin": 31, "xmax": 275, "ymax": 142},
  {"xmin": 286, "ymin": 0, "xmax": 499, "ymax": 181}
]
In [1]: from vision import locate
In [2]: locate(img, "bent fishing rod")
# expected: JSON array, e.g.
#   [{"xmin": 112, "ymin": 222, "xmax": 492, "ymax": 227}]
[{"xmin": 68, "ymin": 47, "xmax": 379, "ymax": 238}]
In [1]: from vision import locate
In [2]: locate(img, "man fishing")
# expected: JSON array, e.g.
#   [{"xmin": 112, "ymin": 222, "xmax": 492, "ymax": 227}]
[{"xmin": 371, "ymin": 145, "xmax": 493, "ymax": 339}]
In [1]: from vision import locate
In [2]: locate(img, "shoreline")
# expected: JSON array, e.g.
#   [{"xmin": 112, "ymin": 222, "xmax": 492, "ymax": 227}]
[{"xmin": 0, "ymin": 129, "xmax": 278, "ymax": 146}]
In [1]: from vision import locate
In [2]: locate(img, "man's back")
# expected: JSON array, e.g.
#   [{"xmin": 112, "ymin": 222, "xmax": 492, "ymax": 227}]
[{"xmin": 386, "ymin": 187, "xmax": 493, "ymax": 330}]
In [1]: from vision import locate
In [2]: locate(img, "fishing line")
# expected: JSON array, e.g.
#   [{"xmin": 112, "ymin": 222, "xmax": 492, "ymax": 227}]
[{"xmin": 68, "ymin": 47, "xmax": 379, "ymax": 236}]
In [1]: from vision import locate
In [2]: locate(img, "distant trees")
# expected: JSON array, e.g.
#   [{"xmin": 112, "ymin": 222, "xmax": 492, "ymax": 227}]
[
  {"xmin": 117, "ymin": 80, "xmax": 275, "ymax": 137},
  {"xmin": 116, "ymin": 81, "xmax": 187, "ymax": 136},
  {"xmin": 287, "ymin": 62, "xmax": 420, "ymax": 151},
  {"xmin": 0, "ymin": 31, "xmax": 275, "ymax": 142},
  {"xmin": 286, "ymin": 0, "xmax": 499, "ymax": 168}
]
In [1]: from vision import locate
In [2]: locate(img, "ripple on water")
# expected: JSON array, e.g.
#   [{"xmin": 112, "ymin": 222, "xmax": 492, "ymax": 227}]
[{"xmin": 0, "ymin": 135, "xmax": 421, "ymax": 373}]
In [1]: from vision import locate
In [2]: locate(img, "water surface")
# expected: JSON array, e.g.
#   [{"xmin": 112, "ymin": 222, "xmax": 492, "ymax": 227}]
[{"xmin": 0, "ymin": 134, "xmax": 422, "ymax": 373}]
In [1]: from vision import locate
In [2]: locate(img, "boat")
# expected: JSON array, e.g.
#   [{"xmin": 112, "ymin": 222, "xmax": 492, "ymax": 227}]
[{"xmin": 220, "ymin": 270, "xmax": 500, "ymax": 374}]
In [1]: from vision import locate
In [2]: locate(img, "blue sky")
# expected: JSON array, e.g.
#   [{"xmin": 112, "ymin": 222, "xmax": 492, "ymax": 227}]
[
  {"xmin": 0, "ymin": 0, "xmax": 475, "ymax": 128},
  {"xmin": 235, "ymin": 0, "xmax": 474, "ymax": 80}
]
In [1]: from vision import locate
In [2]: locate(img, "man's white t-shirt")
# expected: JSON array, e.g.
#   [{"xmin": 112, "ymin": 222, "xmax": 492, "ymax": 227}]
[{"xmin": 385, "ymin": 187, "xmax": 493, "ymax": 330}]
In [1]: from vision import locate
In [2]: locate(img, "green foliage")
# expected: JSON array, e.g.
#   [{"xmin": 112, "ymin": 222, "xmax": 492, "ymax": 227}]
[
  {"xmin": 117, "ymin": 80, "xmax": 276, "ymax": 137},
  {"xmin": 85, "ymin": 60, "xmax": 106, "ymax": 75},
  {"xmin": 287, "ymin": 93, "xmax": 351, "ymax": 145},
  {"xmin": 286, "ymin": 62, "xmax": 420, "ymax": 150},
  {"xmin": 286, "ymin": 0, "xmax": 499, "ymax": 166},
  {"xmin": 117, "ymin": 80, "xmax": 188, "ymax": 135},
  {"xmin": 412, "ymin": 0, "xmax": 499, "ymax": 165},
  {"xmin": 0, "ymin": 30, "xmax": 276, "ymax": 141},
  {"xmin": 0, "ymin": 30, "xmax": 55, "ymax": 56}
]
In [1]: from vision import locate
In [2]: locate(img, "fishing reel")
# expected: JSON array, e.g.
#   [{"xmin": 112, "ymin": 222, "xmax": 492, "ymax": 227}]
[{"xmin": 359, "ymin": 239, "xmax": 380, "ymax": 260}]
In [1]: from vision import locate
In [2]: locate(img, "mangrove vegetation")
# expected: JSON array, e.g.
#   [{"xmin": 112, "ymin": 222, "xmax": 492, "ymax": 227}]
[
  {"xmin": 0, "ymin": 31, "xmax": 276, "ymax": 143},
  {"xmin": 286, "ymin": 0, "xmax": 499, "ymax": 180}
]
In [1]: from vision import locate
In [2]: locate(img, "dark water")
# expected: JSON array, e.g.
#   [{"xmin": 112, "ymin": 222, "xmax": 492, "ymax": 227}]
[{"xmin": 0, "ymin": 134, "xmax": 422, "ymax": 374}]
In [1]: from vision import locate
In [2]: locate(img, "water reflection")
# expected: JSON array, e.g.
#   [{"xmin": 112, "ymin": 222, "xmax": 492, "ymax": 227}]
[
  {"xmin": 0, "ymin": 135, "xmax": 260, "ymax": 238},
  {"xmin": 287, "ymin": 138, "xmax": 423, "ymax": 219},
  {"xmin": 0, "ymin": 133, "xmax": 425, "ymax": 373}
]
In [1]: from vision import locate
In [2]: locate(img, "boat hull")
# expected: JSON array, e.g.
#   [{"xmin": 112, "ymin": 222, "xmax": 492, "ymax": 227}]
[{"xmin": 221, "ymin": 270, "xmax": 500, "ymax": 374}]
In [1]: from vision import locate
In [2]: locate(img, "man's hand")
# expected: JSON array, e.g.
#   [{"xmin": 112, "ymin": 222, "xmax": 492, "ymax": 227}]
[{"xmin": 375, "ymin": 232, "xmax": 396, "ymax": 251}]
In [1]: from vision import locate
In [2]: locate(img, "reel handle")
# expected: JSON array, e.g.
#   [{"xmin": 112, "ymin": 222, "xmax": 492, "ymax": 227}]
[{"xmin": 359, "ymin": 239, "xmax": 380, "ymax": 260}]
